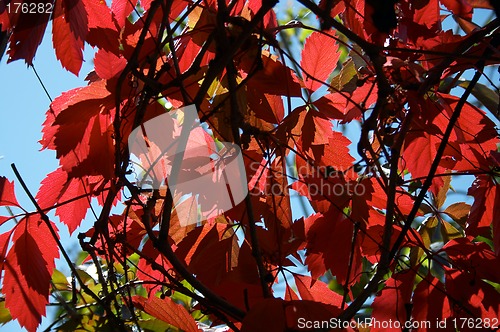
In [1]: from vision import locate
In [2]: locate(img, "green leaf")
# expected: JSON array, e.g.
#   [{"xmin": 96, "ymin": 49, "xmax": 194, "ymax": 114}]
[
  {"xmin": 330, "ymin": 58, "xmax": 358, "ymax": 93},
  {"xmin": 138, "ymin": 318, "xmax": 171, "ymax": 332},
  {"xmin": 76, "ymin": 268, "xmax": 97, "ymax": 285},
  {"xmin": 52, "ymin": 268, "xmax": 70, "ymax": 291},
  {"xmin": 0, "ymin": 301, "xmax": 12, "ymax": 325},
  {"xmin": 419, "ymin": 217, "xmax": 439, "ymax": 249},
  {"xmin": 440, "ymin": 221, "xmax": 462, "ymax": 243},
  {"xmin": 329, "ymin": 46, "xmax": 366, "ymax": 94}
]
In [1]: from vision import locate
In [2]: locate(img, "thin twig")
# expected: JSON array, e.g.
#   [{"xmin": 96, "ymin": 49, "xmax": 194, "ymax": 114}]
[{"xmin": 10, "ymin": 164, "xmax": 122, "ymax": 328}]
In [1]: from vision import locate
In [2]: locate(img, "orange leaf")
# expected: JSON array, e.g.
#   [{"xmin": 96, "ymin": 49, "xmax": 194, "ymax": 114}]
[
  {"xmin": 443, "ymin": 202, "xmax": 470, "ymax": 226},
  {"xmin": 134, "ymin": 295, "xmax": 200, "ymax": 332}
]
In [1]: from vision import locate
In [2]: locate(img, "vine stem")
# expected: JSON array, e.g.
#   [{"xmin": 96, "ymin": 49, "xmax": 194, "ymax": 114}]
[{"xmin": 217, "ymin": 0, "xmax": 271, "ymax": 298}]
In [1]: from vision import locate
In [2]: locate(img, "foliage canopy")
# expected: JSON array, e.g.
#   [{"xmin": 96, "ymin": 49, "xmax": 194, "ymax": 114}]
[{"xmin": 1, "ymin": 0, "xmax": 500, "ymax": 331}]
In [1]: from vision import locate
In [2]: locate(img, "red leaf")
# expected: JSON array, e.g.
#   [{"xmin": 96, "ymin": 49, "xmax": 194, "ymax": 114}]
[
  {"xmin": 402, "ymin": 128, "xmax": 446, "ymax": 194},
  {"xmin": 248, "ymin": 157, "xmax": 269, "ymax": 193},
  {"xmin": 443, "ymin": 237, "xmax": 500, "ymax": 283},
  {"xmin": 63, "ymin": 0, "xmax": 89, "ymax": 39},
  {"xmin": 140, "ymin": 0, "xmax": 189, "ymax": 19},
  {"xmin": 36, "ymin": 168, "xmax": 93, "ymax": 234},
  {"xmin": 111, "ymin": 0, "xmax": 136, "ymax": 28},
  {"xmin": 244, "ymin": 53, "xmax": 302, "ymax": 97},
  {"xmin": 176, "ymin": 223, "xmax": 239, "ymax": 285},
  {"xmin": 82, "ymin": 0, "xmax": 120, "ymax": 52},
  {"xmin": 265, "ymin": 156, "xmax": 293, "ymax": 230},
  {"xmin": 241, "ymin": 298, "xmax": 286, "ymax": 332},
  {"xmin": 140, "ymin": 0, "xmax": 154, "ymax": 11},
  {"xmin": 94, "ymin": 49, "xmax": 127, "ymax": 80},
  {"xmin": 168, "ymin": 197, "xmax": 198, "ymax": 244},
  {"xmin": 175, "ymin": 34, "xmax": 214, "ymax": 74},
  {"xmin": 41, "ymin": 80, "xmax": 112, "ymax": 149},
  {"xmin": 453, "ymin": 14, "xmax": 480, "ymax": 34},
  {"xmin": 3, "ymin": 216, "xmax": 59, "ymax": 332},
  {"xmin": 341, "ymin": 1, "xmax": 367, "ymax": 42},
  {"xmin": 0, "ymin": 177, "xmax": 20, "ymax": 207},
  {"xmin": 241, "ymin": 298, "xmax": 340, "ymax": 332},
  {"xmin": 441, "ymin": 0, "xmax": 473, "ymax": 20},
  {"xmin": 312, "ymin": 94, "xmax": 345, "ymax": 120},
  {"xmin": 319, "ymin": 0, "xmax": 345, "ymax": 18},
  {"xmin": 446, "ymin": 268, "xmax": 500, "ymax": 322},
  {"xmin": 292, "ymin": 155, "xmax": 351, "ymax": 205},
  {"xmin": 207, "ymin": 266, "xmax": 266, "ymax": 312},
  {"xmin": 443, "ymin": 239, "xmax": 500, "ymax": 320},
  {"xmin": 82, "ymin": 0, "xmax": 117, "ymax": 30},
  {"xmin": 466, "ymin": 0, "xmax": 494, "ymax": 9},
  {"xmin": 301, "ymin": 31, "xmax": 340, "ymax": 92},
  {"xmin": 304, "ymin": 211, "xmax": 362, "ymax": 286},
  {"xmin": 52, "ymin": 0, "xmax": 85, "ymax": 75},
  {"xmin": 440, "ymin": 95, "xmax": 498, "ymax": 172},
  {"xmin": 294, "ymin": 274, "xmax": 342, "ymax": 308},
  {"xmin": 300, "ymin": 111, "xmax": 333, "ymax": 150},
  {"xmin": 323, "ymin": 80, "xmax": 378, "ymax": 122},
  {"xmin": 371, "ymin": 270, "xmax": 416, "ymax": 331},
  {"xmin": 256, "ymin": 217, "xmax": 305, "ymax": 265},
  {"xmin": 467, "ymin": 174, "xmax": 500, "ymax": 247},
  {"xmin": 133, "ymin": 295, "xmax": 200, "ymax": 332},
  {"xmin": 284, "ymin": 285, "xmax": 300, "ymax": 301},
  {"xmin": 412, "ymin": 0, "xmax": 440, "ymax": 30},
  {"xmin": 247, "ymin": 88, "xmax": 285, "ymax": 124},
  {"xmin": 307, "ymin": 132, "xmax": 355, "ymax": 172},
  {"xmin": 412, "ymin": 275, "xmax": 452, "ymax": 329},
  {"xmin": 361, "ymin": 210, "xmax": 422, "ymax": 263},
  {"xmin": 6, "ymin": 13, "xmax": 49, "ymax": 65},
  {"xmin": 41, "ymin": 80, "xmax": 115, "ymax": 179},
  {"xmin": 0, "ymin": 231, "xmax": 13, "ymax": 275},
  {"xmin": 175, "ymin": 223, "xmax": 218, "ymax": 265},
  {"xmin": 403, "ymin": 93, "xmax": 453, "ymax": 194},
  {"xmin": 136, "ymin": 241, "xmax": 173, "ymax": 292},
  {"xmin": 247, "ymin": 0, "xmax": 277, "ymax": 29},
  {"xmin": 90, "ymin": 215, "xmax": 145, "ymax": 255},
  {"xmin": 417, "ymin": 30, "xmax": 464, "ymax": 70}
]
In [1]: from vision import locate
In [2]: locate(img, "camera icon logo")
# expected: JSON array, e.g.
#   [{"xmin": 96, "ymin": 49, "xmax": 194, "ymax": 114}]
[{"xmin": 128, "ymin": 105, "xmax": 248, "ymax": 226}]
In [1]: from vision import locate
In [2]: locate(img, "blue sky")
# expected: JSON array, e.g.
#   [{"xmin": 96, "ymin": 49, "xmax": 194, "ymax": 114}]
[{"xmin": 0, "ymin": 23, "xmax": 96, "ymax": 331}]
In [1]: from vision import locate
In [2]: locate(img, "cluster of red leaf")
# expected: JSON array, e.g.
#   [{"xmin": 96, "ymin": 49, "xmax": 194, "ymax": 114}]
[{"xmin": 1, "ymin": 0, "xmax": 500, "ymax": 331}]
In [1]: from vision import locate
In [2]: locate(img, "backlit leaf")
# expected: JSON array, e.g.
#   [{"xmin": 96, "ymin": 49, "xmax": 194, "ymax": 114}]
[
  {"xmin": 0, "ymin": 177, "xmax": 20, "ymax": 207},
  {"xmin": 300, "ymin": 31, "xmax": 340, "ymax": 92},
  {"xmin": 52, "ymin": 0, "xmax": 86, "ymax": 75},
  {"xmin": 3, "ymin": 216, "xmax": 59, "ymax": 332},
  {"xmin": 133, "ymin": 295, "xmax": 200, "ymax": 332}
]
